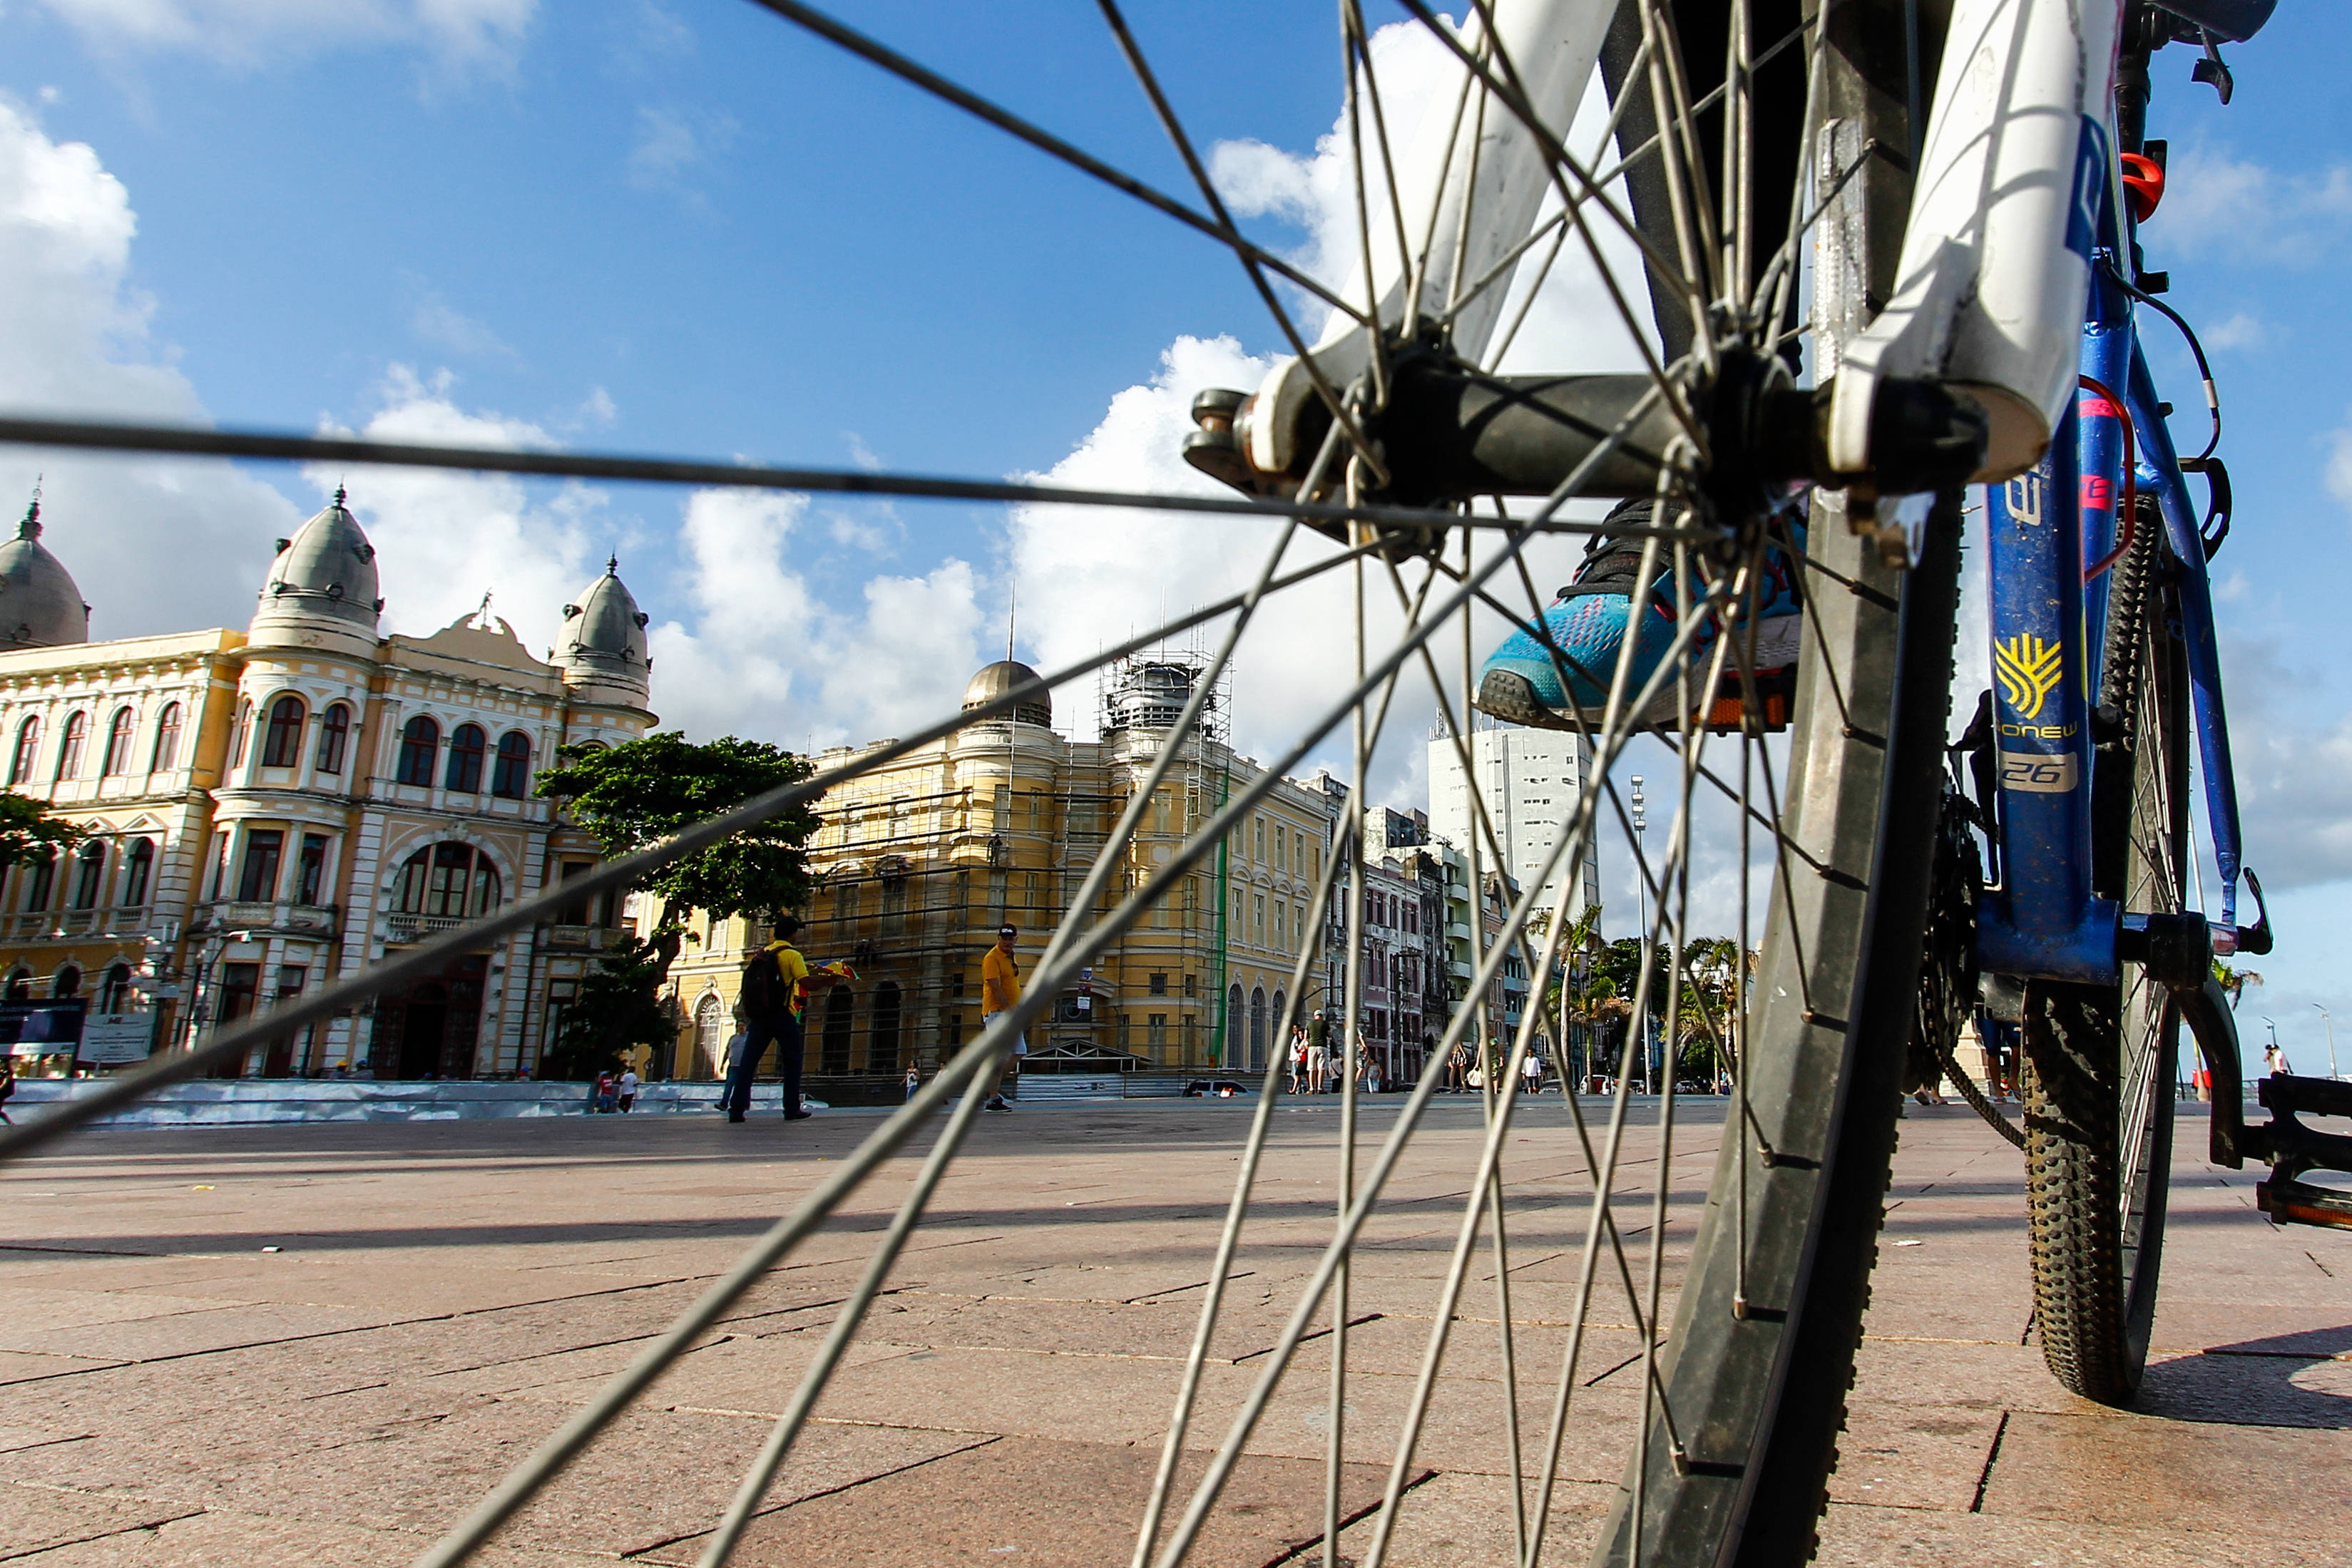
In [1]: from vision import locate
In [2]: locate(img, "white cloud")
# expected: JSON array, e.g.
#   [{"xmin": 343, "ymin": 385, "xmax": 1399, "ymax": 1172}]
[
  {"xmin": 307, "ymin": 365, "xmax": 605, "ymax": 652},
  {"xmin": 626, "ymin": 106, "xmax": 734, "ymax": 206},
  {"xmin": 1004, "ymin": 20, "xmax": 1637, "ymax": 804},
  {"xmin": 408, "ymin": 291, "xmax": 513, "ymax": 359},
  {"xmin": 32, "ymin": 0, "xmax": 536, "ymax": 74},
  {"xmin": 0, "ymin": 96, "xmax": 295, "ymax": 639},
  {"xmin": 648, "ymin": 489, "xmax": 986, "ymax": 748},
  {"xmin": 2327, "ymin": 411, "xmax": 2352, "ymax": 515},
  {"xmin": 2199, "ymin": 311, "xmax": 2264, "ymax": 352},
  {"xmin": 2156, "ymin": 143, "xmax": 2352, "ymax": 265}
]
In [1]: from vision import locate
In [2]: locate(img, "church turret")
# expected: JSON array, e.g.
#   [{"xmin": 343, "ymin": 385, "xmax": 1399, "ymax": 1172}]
[
  {"xmin": 248, "ymin": 487, "xmax": 383, "ymax": 657},
  {"xmin": 0, "ymin": 491, "xmax": 91, "ymax": 650},
  {"xmin": 553, "ymin": 557, "xmax": 651, "ymax": 709}
]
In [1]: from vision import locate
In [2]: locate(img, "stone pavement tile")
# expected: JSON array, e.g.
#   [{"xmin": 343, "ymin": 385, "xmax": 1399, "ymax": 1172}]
[
  {"xmin": 0, "ymin": 1484, "xmax": 203, "ymax": 1560},
  {"xmin": 0, "ymin": 1351, "xmax": 123, "ymax": 1388},
  {"xmin": 640, "ymin": 1434, "xmax": 1400, "ymax": 1568},
  {"xmin": 486, "ymin": 1326, "xmax": 922, "ymax": 1410},
  {"xmin": 1321, "ymin": 1470, "xmax": 1617, "ymax": 1567},
  {"xmin": 0, "ymin": 1425, "xmax": 89, "ymax": 1455},
  {"xmin": 2133, "ymin": 1348, "xmax": 2352, "ymax": 1430},
  {"xmin": 1824, "ymin": 1402, "xmax": 2004, "ymax": 1512},
  {"xmin": 0, "ymin": 1301, "xmax": 402, "ymax": 1363},
  {"xmin": 1851, "ymin": 1338, "xmax": 2083, "ymax": 1416},
  {"xmin": 1980, "ymin": 1408, "xmax": 2352, "ymax": 1537},
  {"xmin": 1207, "ymin": 1352, "xmax": 1641, "ymax": 1482},
  {"xmin": 1813, "ymin": 1500, "xmax": 2352, "ymax": 1568},
  {"xmin": 787, "ymin": 1343, "xmax": 1180, "ymax": 1445},
  {"xmin": 0, "ymin": 1288, "xmax": 262, "ymax": 1328},
  {"xmin": 2146, "ymin": 1299, "xmax": 2352, "ymax": 1354},
  {"xmin": 13, "ymin": 1505, "xmax": 616, "ymax": 1567}
]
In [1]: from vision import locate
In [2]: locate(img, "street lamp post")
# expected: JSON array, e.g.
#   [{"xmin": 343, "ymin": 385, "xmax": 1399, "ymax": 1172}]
[{"xmin": 2316, "ymin": 1003, "xmax": 2340, "ymax": 1081}]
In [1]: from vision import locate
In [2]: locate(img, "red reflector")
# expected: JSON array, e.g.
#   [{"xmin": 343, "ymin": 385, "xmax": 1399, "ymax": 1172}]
[{"xmin": 2120, "ymin": 152, "xmax": 2165, "ymax": 223}]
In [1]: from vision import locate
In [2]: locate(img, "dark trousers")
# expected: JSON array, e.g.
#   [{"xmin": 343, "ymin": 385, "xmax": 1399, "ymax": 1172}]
[{"xmin": 722, "ymin": 1010, "xmax": 804, "ymax": 1115}]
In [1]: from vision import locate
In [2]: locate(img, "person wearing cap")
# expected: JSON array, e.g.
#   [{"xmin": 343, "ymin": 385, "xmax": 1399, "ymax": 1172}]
[
  {"xmin": 980, "ymin": 924, "xmax": 1023, "ymax": 1112},
  {"xmin": 723, "ymin": 913, "xmax": 814, "ymax": 1124}
]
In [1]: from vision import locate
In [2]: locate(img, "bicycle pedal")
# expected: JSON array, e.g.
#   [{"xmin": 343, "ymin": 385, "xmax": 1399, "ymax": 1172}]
[
  {"xmin": 2257, "ymin": 1174, "xmax": 2352, "ymax": 1230},
  {"xmin": 2252, "ymin": 1074, "xmax": 2352, "ymax": 1231},
  {"xmin": 1697, "ymin": 666, "xmax": 1795, "ymax": 734}
]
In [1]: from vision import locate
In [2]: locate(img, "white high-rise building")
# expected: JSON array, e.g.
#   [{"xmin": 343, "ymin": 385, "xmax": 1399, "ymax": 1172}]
[{"xmin": 1427, "ymin": 720, "xmax": 1600, "ymax": 923}]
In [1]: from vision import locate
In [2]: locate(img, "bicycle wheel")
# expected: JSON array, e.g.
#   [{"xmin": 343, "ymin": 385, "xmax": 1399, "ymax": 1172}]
[
  {"xmin": 2023, "ymin": 508, "xmax": 2189, "ymax": 1405},
  {"xmin": 123, "ymin": 4, "xmax": 1968, "ymax": 1567}
]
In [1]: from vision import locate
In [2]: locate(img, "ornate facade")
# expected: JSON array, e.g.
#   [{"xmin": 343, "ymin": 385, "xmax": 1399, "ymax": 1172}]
[
  {"xmin": 663, "ymin": 657, "xmax": 1339, "ymax": 1082},
  {"xmin": 0, "ymin": 492, "xmax": 655, "ymax": 1078}
]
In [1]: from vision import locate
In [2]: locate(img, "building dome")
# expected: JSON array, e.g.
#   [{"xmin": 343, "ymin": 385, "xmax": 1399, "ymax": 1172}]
[
  {"xmin": 249, "ymin": 488, "xmax": 382, "ymax": 654},
  {"xmin": 962, "ymin": 660, "xmax": 1051, "ymax": 727},
  {"xmin": 0, "ymin": 495, "xmax": 90, "ymax": 650},
  {"xmin": 554, "ymin": 557, "xmax": 651, "ymax": 708}
]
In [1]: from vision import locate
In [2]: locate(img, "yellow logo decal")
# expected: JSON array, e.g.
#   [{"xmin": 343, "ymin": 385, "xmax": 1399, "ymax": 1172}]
[{"xmin": 1994, "ymin": 633, "xmax": 2065, "ymax": 720}]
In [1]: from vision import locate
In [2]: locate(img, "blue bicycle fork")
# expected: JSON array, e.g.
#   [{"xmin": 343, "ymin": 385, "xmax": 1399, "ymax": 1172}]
[{"xmin": 1974, "ymin": 255, "xmax": 2252, "ymax": 983}]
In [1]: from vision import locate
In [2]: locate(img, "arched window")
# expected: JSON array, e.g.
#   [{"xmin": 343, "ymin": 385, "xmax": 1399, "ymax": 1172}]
[
  {"xmin": 122, "ymin": 838, "xmax": 154, "ymax": 908},
  {"xmin": 822, "ymin": 987, "xmax": 854, "ymax": 1073},
  {"xmin": 7, "ymin": 717, "xmax": 36, "ymax": 784},
  {"xmin": 150, "ymin": 703, "xmax": 181, "ymax": 774},
  {"xmin": 21, "ymin": 851, "xmax": 56, "ymax": 913},
  {"xmin": 396, "ymin": 716, "xmax": 439, "ymax": 786},
  {"xmin": 261, "ymin": 695, "xmax": 305, "ymax": 767},
  {"xmin": 315, "ymin": 704, "xmax": 349, "ymax": 774},
  {"xmin": 692, "ymin": 993, "xmax": 725, "ymax": 1079},
  {"xmin": 1271, "ymin": 989, "xmax": 1287, "ymax": 1042},
  {"xmin": 3, "ymin": 968, "xmax": 27, "ymax": 1000},
  {"xmin": 101, "ymin": 961, "xmax": 133, "ymax": 1014},
  {"xmin": 445, "ymin": 724, "xmax": 486, "ymax": 793},
  {"xmin": 394, "ymin": 842, "xmax": 501, "ymax": 918},
  {"xmin": 1249, "ymin": 986, "xmax": 1267, "ymax": 1069},
  {"xmin": 52, "ymin": 964, "xmax": 80, "ymax": 999},
  {"xmin": 491, "ymin": 730, "xmax": 531, "ymax": 798},
  {"xmin": 230, "ymin": 701, "xmax": 252, "ymax": 768},
  {"xmin": 69, "ymin": 841, "xmax": 106, "ymax": 909},
  {"xmin": 1226, "ymin": 983, "xmax": 1243, "ymax": 1061},
  {"xmin": 54, "ymin": 712, "xmax": 87, "ymax": 781},
  {"xmin": 869, "ymin": 981, "xmax": 902, "ymax": 1074},
  {"xmin": 101, "ymin": 707, "xmax": 135, "ymax": 776}
]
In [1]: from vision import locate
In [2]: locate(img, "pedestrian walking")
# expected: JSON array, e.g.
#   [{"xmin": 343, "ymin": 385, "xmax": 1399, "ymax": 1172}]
[
  {"xmin": 722, "ymin": 914, "xmax": 817, "ymax": 1124},
  {"xmin": 981, "ymin": 925, "xmax": 1024, "ymax": 1112},
  {"xmin": 1307, "ymin": 1010, "xmax": 1333, "ymax": 1093},
  {"xmin": 617, "ymin": 1068, "xmax": 639, "ymax": 1112},
  {"xmin": 1287, "ymin": 1026, "xmax": 1307, "ymax": 1095},
  {"xmin": 1520, "ymin": 1050, "xmax": 1543, "ymax": 1095},
  {"xmin": 720, "ymin": 1025, "xmax": 747, "ymax": 1082},
  {"xmin": 904, "ymin": 1065, "xmax": 920, "ymax": 1102},
  {"xmin": 593, "ymin": 1071, "xmax": 618, "ymax": 1114}
]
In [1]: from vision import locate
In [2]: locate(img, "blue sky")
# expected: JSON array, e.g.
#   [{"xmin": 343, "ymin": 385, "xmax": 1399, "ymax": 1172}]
[{"xmin": 1, "ymin": 1, "xmax": 2348, "ymax": 1062}]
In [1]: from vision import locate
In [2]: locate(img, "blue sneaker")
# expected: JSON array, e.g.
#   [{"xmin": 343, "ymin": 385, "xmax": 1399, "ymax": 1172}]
[{"xmin": 1473, "ymin": 499, "xmax": 1805, "ymax": 731}]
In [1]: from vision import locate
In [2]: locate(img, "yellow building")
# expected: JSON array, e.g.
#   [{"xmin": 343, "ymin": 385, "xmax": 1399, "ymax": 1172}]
[
  {"xmin": 665, "ymin": 657, "xmax": 1337, "ymax": 1084},
  {"xmin": 0, "ymin": 491, "xmax": 655, "ymax": 1078}
]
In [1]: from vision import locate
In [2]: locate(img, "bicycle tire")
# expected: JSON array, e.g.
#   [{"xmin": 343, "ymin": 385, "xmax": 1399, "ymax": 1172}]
[
  {"xmin": 2023, "ymin": 513, "xmax": 2188, "ymax": 1405},
  {"xmin": 1586, "ymin": 2, "xmax": 1958, "ymax": 1560}
]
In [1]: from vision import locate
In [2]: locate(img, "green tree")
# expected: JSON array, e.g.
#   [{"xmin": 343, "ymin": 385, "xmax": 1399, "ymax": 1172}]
[
  {"xmin": 0, "ymin": 791, "xmax": 84, "ymax": 868},
  {"xmin": 533, "ymin": 733, "xmax": 822, "ymax": 1076}
]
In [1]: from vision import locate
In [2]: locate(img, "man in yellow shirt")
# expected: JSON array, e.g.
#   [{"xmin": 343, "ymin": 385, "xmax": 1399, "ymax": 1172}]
[
  {"xmin": 724, "ymin": 914, "xmax": 815, "ymax": 1124},
  {"xmin": 980, "ymin": 923, "xmax": 1023, "ymax": 1112}
]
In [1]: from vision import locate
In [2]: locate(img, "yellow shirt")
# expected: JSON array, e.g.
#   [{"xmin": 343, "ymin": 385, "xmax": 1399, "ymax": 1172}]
[
  {"xmin": 767, "ymin": 941, "xmax": 812, "ymax": 1016},
  {"xmin": 981, "ymin": 943, "xmax": 1021, "ymax": 1013}
]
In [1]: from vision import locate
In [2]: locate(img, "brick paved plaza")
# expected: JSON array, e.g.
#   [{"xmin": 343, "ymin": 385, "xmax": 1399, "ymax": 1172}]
[{"xmin": 1, "ymin": 1097, "xmax": 2346, "ymax": 1566}]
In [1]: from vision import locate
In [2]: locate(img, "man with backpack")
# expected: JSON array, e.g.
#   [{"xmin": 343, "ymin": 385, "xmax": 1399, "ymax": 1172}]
[{"xmin": 724, "ymin": 914, "xmax": 814, "ymax": 1124}]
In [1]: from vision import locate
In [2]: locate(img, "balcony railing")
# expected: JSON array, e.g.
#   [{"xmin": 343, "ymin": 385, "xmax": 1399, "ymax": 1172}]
[
  {"xmin": 546, "ymin": 925, "xmax": 629, "ymax": 950},
  {"xmin": 3, "ymin": 906, "xmax": 152, "ymax": 941},
  {"xmin": 195, "ymin": 901, "xmax": 339, "ymax": 939},
  {"xmin": 383, "ymin": 913, "xmax": 469, "ymax": 945}
]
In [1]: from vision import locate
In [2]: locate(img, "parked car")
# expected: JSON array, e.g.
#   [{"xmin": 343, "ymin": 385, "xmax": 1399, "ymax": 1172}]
[{"xmin": 1184, "ymin": 1079, "xmax": 1252, "ymax": 1098}]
